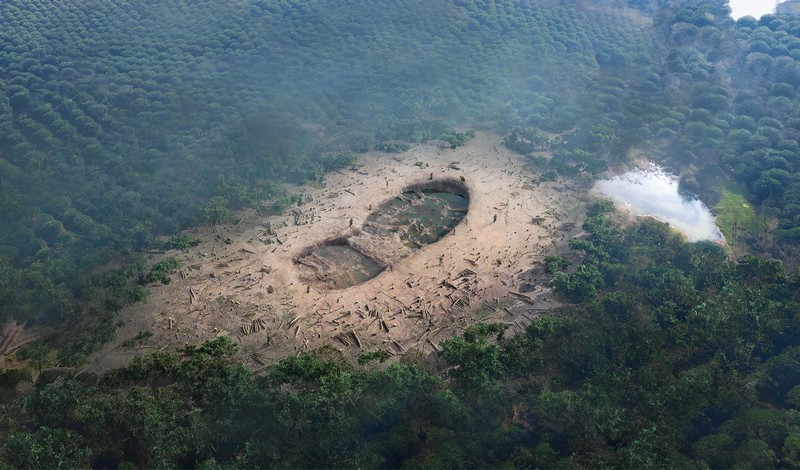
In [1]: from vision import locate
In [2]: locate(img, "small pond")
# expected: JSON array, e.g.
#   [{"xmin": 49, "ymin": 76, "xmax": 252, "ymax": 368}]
[{"xmin": 593, "ymin": 164, "xmax": 724, "ymax": 243}]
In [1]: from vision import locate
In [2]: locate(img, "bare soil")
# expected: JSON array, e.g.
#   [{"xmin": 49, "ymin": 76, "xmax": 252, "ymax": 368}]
[{"xmin": 85, "ymin": 131, "xmax": 590, "ymax": 373}]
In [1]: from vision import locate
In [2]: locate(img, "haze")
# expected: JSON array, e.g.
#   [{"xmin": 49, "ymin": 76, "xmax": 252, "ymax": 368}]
[
  {"xmin": 729, "ymin": 0, "xmax": 779, "ymax": 18},
  {"xmin": 2, "ymin": 1, "xmax": 800, "ymax": 468}
]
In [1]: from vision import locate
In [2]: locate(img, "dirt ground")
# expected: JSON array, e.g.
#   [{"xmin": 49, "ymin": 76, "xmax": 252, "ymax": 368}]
[{"xmin": 85, "ymin": 131, "xmax": 590, "ymax": 373}]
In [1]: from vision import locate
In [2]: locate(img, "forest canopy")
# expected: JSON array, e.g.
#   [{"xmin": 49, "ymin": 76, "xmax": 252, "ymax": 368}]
[
  {"xmin": 4, "ymin": 0, "xmax": 800, "ymax": 468},
  {"xmin": 0, "ymin": 0, "xmax": 652, "ymax": 333}
]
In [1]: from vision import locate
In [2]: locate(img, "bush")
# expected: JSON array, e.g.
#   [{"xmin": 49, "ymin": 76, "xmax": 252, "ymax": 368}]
[
  {"xmin": 141, "ymin": 257, "xmax": 180, "ymax": 285},
  {"xmin": 544, "ymin": 255, "xmax": 569, "ymax": 274},
  {"xmin": 164, "ymin": 235, "xmax": 200, "ymax": 251}
]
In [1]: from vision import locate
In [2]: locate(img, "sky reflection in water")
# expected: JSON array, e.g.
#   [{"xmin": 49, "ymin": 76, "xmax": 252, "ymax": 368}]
[{"xmin": 594, "ymin": 166, "xmax": 724, "ymax": 243}]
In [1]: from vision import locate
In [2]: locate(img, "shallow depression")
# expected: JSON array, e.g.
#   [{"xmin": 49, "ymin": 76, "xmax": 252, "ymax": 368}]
[
  {"xmin": 364, "ymin": 190, "xmax": 468, "ymax": 247},
  {"xmin": 296, "ymin": 179, "xmax": 469, "ymax": 289},
  {"xmin": 298, "ymin": 243, "xmax": 384, "ymax": 290}
]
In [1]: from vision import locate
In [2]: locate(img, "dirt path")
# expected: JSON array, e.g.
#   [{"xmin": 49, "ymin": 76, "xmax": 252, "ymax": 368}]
[{"xmin": 85, "ymin": 131, "xmax": 589, "ymax": 373}]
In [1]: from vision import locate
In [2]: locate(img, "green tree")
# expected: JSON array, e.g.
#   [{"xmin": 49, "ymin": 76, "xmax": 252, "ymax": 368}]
[
  {"xmin": 440, "ymin": 323, "xmax": 507, "ymax": 401},
  {"xmin": 1, "ymin": 427, "xmax": 92, "ymax": 469},
  {"xmin": 202, "ymin": 196, "xmax": 233, "ymax": 225},
  {"xmin": 16, "ymin": 342, "xmax": 50, "ymax": 373},
  {"xmin": 554, "ymin": 263, "xmax": 605, "ymax": 302}
]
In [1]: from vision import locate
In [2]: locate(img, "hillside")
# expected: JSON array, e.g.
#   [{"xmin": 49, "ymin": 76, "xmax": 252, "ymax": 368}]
[
  {"xmin": 4, "ymin": 0, "xmax": 800, "ymax": 468},
  {"xmin": 0, "ymin": 0, "xmax": 652, "ymax": 342}
]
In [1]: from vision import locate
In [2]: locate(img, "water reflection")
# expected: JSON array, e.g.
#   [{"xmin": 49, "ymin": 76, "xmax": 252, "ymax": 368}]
[{"xmin": 593, "ymin": 165, "xmax": 724, "ymax": 243}]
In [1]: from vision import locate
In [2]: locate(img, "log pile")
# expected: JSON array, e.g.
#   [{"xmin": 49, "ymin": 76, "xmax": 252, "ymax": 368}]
[
  {"xmin": 290, "ymin": 208, "xmax": 316, "ymax": 226},
  {"xmin": 335, "ymin": 329, "xmax": 363, "ymax": 348},
  {"xmin": 251, "ymin": 351, "xmax": 270, "ymax": 365},
  {"xmin": 241, "ymin": 317, "xmax": 268, "ymax": 336}
]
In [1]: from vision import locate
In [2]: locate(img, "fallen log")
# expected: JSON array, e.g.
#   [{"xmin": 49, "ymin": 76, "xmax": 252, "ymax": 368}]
[
  {"xmin": 509, "ymin": 291, "xmax": 536, "ymax": 305},
  {"xmin": 0, "ymin": 328, "xmax": 18, "ymax": 355},
  {"xmin": 440, "ymin": 280, "xmax": 458, "ymax": 290},
  {"xmin": 351, "ymin": 329, "xmax": 362, "ymax": 348},
  {"xmin": 521, "ymin": 312, "xmax": 535, "ymax": 322},
  {"xmin": 251, "ymin": 353, "xmax": 268, "ymax": 365}
]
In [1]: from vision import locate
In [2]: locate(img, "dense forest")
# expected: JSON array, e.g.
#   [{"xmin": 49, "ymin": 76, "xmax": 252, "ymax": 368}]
[
  {"xmin": 0, "ymin": 0, "xmax": 653, "ymax": 358},
  {"xmin": 4, "ymin": 0, "xmax": 800, "ymax": 467}
]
